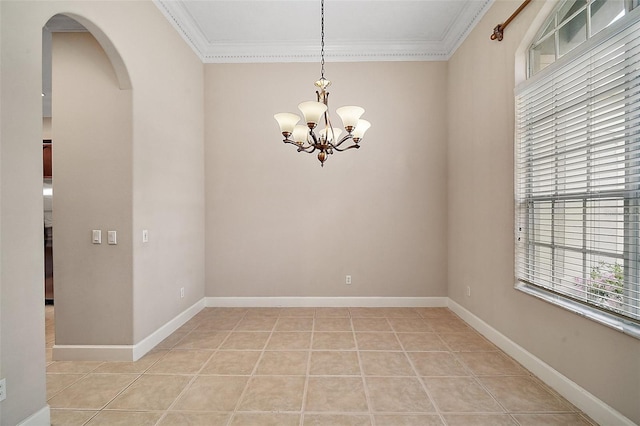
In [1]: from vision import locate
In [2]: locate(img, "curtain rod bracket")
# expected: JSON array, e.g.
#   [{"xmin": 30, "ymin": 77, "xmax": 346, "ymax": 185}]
[
  {"xmin": 491, "ymin": 24, "xmax": 505, "ymax": 41},
  {"xmin": 490, "ymin": 0, "xmax": 532, "ymax": 41}
]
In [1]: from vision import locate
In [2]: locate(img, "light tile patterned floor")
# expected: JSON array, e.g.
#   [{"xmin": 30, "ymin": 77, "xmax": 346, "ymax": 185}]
[{"xmin": 46, "ymin": 306, "xmax": 597, "ymax": 425}]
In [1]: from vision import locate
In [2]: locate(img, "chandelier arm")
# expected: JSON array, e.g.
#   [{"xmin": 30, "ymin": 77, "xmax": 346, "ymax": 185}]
[
  {"xmin": 297, "ymin": 144, "xmax": 317, "ymax": 153},
  {"xmin": 282, "ymin": 137, "xmax": 317, "ymax": 153},
  {"xmin": 309, "ymin": 130, "xmax": 320, "ymax": 146},
  {"xmin": 332, "ymin": 143, "xmax": 360, "ymax": 152},
  {"xmin": 332, "ymin": 135, "xmax": 355, "ymax": 148},
  {"xmin": 283, "ymin": 139, "xmax": 310, "ymax": 149}
]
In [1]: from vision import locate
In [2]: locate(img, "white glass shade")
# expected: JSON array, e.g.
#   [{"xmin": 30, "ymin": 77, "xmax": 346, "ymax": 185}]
[
  {"xmin": 292, "ymin": 125, "xmax": 309, "ymax": 144},
  {"xmin": 336, "ymin": 106, "xmax": 365, "ymax": 131},
  {"xmin": 274, "ymin": 113, "xmax": 300, "ymax": 134},
  {"xmin": 298, "ymin": 101, "xmax": 327, "ymax": 125},
  {"xmin": 319, "ymin": 127, "xmax": 343, "ymax": 143},
  {"xmin": 352, "ymin": 120, "xmax": 371, "ymax": 140}
]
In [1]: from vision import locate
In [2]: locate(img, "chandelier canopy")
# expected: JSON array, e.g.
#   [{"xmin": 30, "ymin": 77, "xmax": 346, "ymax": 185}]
[{"xmin": 274, "ymin": 0, "xmax": 370, "ymax": 167}]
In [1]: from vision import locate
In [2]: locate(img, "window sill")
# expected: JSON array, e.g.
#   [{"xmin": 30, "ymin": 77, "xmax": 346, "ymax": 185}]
[{"xmin": 515, "ymin": 281, "xmax": 640, "ymax": 340}]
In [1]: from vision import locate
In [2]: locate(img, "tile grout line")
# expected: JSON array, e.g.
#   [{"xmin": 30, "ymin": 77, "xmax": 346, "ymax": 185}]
[
  {"xmin": 226, "ymin": 310, "xmax": 280, "ymax": 426},
  {"xmin": 298, "ymin": 310, "xmax": 315, "ymax": 426},
  {"xmin": 437, "ymin": 313, "xmax": 517, "ymax": 421},
  {"xmin": 350, "ymin": 310, "xmax": 377, "ymax": 426},
  {"xmin": 157, "ymin": 310, "xmax": 243, "ymax": 426},
  {"xmin": 448, "ymin": 349, "xmax": 522, "ymax": 425},
  {"xmin": 397, "ymin": 313, "xmax": 448, "ymax": 425}
]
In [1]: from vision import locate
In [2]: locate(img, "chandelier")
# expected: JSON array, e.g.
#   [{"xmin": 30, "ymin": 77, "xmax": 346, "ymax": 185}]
[{"xmin": 274, "ymin": 0, "xmax": 370, "ymax": 167}]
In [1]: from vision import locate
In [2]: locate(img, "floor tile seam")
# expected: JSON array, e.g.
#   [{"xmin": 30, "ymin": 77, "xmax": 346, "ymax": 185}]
[
  {"xmin": 475, "ymin": 374, "xmax": 578, "ymax": 414},
  {"xmin": 310, "ymin": 373, "xmax": 365, "ymax": 377},
  {"xmin": 226, "ymin": 320, "xmax": 278, "ymax": 424},
  {"xmin": 45, "ymin": 372, "xmax": 94, "ymax": 402},
  {"xmin": 370, "ymin": 409, "xmax": 453, "ymax": 415},
  {"xmin": 80, "ymin": 411, "xmax": 101, "ymax": 426},
  {"xmin": 363, "ymin": 373, "xmax": 477, "ymax": 378},
  {"xmin": 47, "ymin": 371, "xmax": 142, "ymax": 409},
  {"xmin": 94, "ymin": 349, "xmax": 169, "ymax": 375},
  {"xmin": 297, "ymin": 317, "xmax": 315, "ymax": 426},
  {"xmin": 301, "ymin": 410, "xmax": 373, "ymax": 415},
  {"xmin": 349, "ymin": 316, "xmax": 376, "ymax": 425},
  {"xmin": 507, "ymin": 408, "xmax": 588, "ymax": 414},
  {"xmin": 398, "ymin": 332, "xmax": 447, "ymax": 426},
  {"xmin": 64, "ymin": 372, "xmax": 144, "ymax": 415},
  {"xmin": 160, "ymin": 343, "xmax": 224, "ymax": 418},
  {"xmin": 441, "ymin": 350, "xmax": 476, "ymax": 378},
  {"xmin": 47, "ymin": 361, "xmax": 106, "ymax": 376},
  {"xmin": 466, "ymin": 374, "xmax": 514, "ymax": 414},
  {"xmin": 523, "ymin": 374, "xmax": 582, "ymax": 413}
]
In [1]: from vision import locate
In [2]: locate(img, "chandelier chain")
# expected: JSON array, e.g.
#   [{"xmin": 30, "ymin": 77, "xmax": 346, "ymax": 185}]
[{"xmin": 320, "ymin": 0, "xmax": 325, "ymax": 79}]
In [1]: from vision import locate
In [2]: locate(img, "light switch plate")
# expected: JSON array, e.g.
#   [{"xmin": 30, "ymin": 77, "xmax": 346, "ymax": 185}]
[
  {"xmin": 108, "ymin": 230, "xmax": 117, "ymax": 245},
  {"xmin": 92, "ymin": 230, "xmax": 102, "ymax": 244},
  {"xmin": 0, "ymin": 377, "xmax": 6, "ymax": 402}
]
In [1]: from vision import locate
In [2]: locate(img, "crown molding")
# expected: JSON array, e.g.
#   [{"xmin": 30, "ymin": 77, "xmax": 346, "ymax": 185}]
[
  {"xmin": 155, "ymin": 0, "xmax": 494, "ymax": 64},
  {"xmin": 199, "ymin": 41, "xmax": 451, "ymax": 63},
  {"xmin": 442, "ymin": 0, "xmax": 494, "ymax": 56}
]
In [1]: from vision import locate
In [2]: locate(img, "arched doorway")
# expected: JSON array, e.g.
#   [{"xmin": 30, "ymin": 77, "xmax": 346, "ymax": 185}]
[{"xmin": 41, "ymin": 14, "xmax": 134, "ymax": 362}]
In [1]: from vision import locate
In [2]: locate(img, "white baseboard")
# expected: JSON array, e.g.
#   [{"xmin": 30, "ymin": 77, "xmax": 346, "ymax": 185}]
[
  {"xmin": 52, "ymin": 299, "xmax": 205, "ymax": 362},
  {"xmin": 205, "ymin": 296, "xmax": 448, "ymax": 308},
  {"xmin": 447, "ymin": 299, "xmax": 635, "ymax": 426},
  {"xmin": 132, "ymin": 298, "xmax": 205, "ymax": 360},
  {"xmin": 17, "ymin": 405, "xmax": 50, "ymax": 426},
  {"xmin": 52, "ymin": 344, "xmax": 134, "ymax": 362}
]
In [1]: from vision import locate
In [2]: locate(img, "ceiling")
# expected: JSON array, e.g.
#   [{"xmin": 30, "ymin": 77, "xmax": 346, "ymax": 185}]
[{"xmin": 154, "ymin": 0, "xmax": 495, "ymax": 63}]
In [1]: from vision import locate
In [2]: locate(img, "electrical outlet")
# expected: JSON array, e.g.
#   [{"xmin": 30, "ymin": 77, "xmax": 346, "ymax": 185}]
[
  {"xmin": 345, "ymin": 275, "xmax": 352, "ymax": 285},
  {"xmin": 0, "ymin": 378, "xmax": 6, "ymax": 402},
  {"xmin": 466, "ymin": 286, "xmax": 471, "ymax": 297},
  {"xmin": 180, "ymin": 287, "xmax": 185, "ymax": 298}
]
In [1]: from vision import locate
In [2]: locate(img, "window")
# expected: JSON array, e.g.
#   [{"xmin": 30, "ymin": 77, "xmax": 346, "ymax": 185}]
[
  {"xmin": 529, "ymin": 0, "xmax": 639, "ymax": 75},
  {"xmin": 516, "ymin": 1, "xmax": 640, "ymax": 336}
]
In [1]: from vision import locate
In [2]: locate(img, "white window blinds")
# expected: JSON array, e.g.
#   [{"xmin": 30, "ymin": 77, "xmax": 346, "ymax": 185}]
[{"xmin": 516, "ymin": 10, "xmax": 640, "ymax": 324}]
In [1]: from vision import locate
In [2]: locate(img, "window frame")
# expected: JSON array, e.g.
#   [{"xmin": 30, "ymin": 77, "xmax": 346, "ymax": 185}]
[
  {"xmin": 529, "ymin": 0, "xmax": 639, "ymax": 76},
  {"xmin": 516, "ymin": 2, "xmax": 640, "ymax": 339}
]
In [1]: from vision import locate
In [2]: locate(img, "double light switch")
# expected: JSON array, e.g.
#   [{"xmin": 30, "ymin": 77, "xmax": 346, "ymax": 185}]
[{"xmin": 92, "ymin": 230, "xmax": 117, "ymax": 245}]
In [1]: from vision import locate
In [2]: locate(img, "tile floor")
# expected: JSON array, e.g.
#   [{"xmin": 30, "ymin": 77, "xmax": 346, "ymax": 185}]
[{"xmin": 45, "ymin": 306, "xmax": 597, "ymax": 425}]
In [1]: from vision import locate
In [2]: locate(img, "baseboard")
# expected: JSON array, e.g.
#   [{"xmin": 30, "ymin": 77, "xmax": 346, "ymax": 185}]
[
  {"xmin": 52, "ymin": 299, "xmax": 205, "ymax": 362},
  {"xmin": 132, "ymin": 298, "xmax": 205, "ymax": 360},
  {"xmin": 52, "ymin": 344, "xmax": 134, "ymax": 362},
  {"xmin": 17, "ymin": 405, "xmax": 50, "ymax": 426},
  {"xmin": 205, "ymin": 296, "xmax": 448, "ymax": 308},
  {"xmin": 447, "ymin": 299, "xmax": 635, "ymax": 426}
]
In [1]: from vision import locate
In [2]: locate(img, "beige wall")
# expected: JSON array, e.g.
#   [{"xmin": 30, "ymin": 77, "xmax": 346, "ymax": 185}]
[
  {"xmin": 52, "ymin": 32, "xmax": 134, "ymax": 345},
  {"xmin": 0, "ymin": 1, "xmax": 204, "ymax": 423},
  {"xmin": 128, "ymin": 3, "xmax": 205, "ymax": 342},
  {"xmin": 204, "ymin": 62, "xmax": 448, "ymax": 298},
  {"xmin": 447, "ymin": 1, "xmax": 640, "ymax": 423},
  {"xmin": 1, "ymin": 2, "xmax": 49, "ymax": 423}
]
